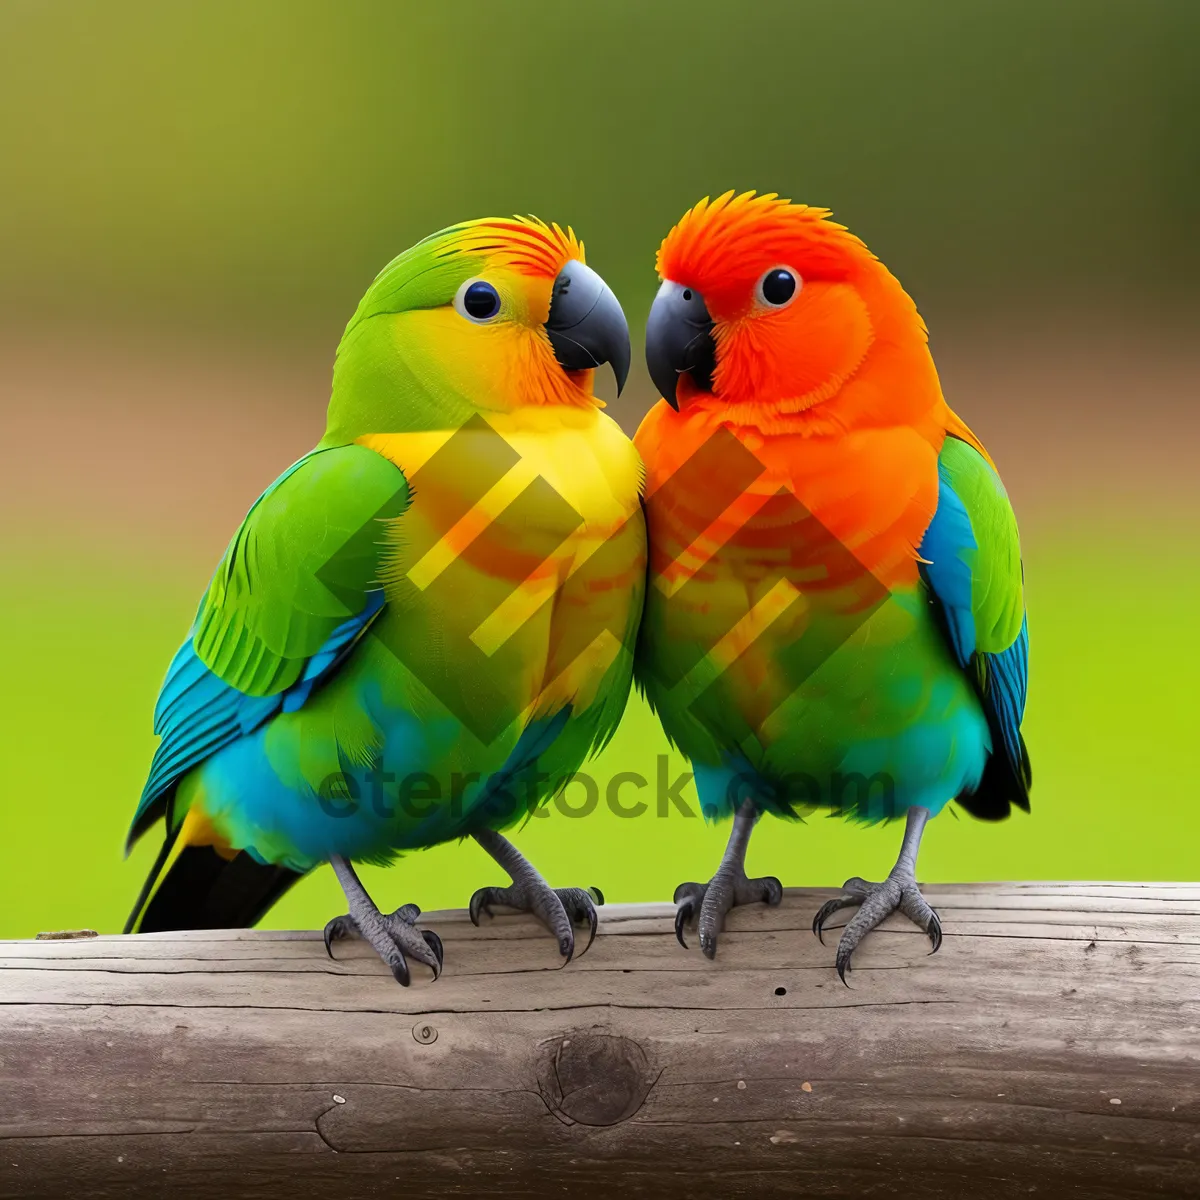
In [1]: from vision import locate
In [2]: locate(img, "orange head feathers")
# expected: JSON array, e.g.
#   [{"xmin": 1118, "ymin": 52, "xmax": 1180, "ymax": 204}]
[
  {"xmin": 438, "ymin": 217, "xmax": 586, "ymax": 291},
  {"xmin": 645, "ymin": 191, "xmax": 942, "ymax": 433}
]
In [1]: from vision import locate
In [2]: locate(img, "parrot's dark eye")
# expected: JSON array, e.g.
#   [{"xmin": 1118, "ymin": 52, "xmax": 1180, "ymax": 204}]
[
  {"xmin": 756, "ymin": 267, "xmax": 800, "ymax": 308},
  {"xmin": 456, "ymin": 279, "xmax": 502, "ymax": 323}
]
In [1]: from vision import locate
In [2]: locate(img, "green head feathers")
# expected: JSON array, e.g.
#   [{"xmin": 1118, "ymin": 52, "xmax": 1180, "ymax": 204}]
[{"xmin": 323, "ymin": 217, "xmax": 629, "ymax": 442}]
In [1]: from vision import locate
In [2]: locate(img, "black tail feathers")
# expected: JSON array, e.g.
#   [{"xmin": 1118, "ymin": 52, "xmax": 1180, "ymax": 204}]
[
  {"xmin": 128, "ymin": 845, "xmax": 303, "ymax": 934},
  {"xmin": 955, "ymin": 728, "xmax": 1032, "ymax": 821}
]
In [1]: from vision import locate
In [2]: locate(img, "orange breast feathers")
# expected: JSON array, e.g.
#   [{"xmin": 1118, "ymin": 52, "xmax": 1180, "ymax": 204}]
[{"xmin": 635, "ymin": 402, "xmax": 946, "ymax": 599}]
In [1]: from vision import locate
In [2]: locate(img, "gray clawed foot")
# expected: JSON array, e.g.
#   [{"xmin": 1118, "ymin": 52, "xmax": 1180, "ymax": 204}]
[
  {"xmin": 469, "ymin": 882, "xmax": 603, "ymax": 964},
  {"xmin": 812, "ymin": 874, "xmax": 942, "ymax": 984},
  {"xmin": 324, "ymin": 902, "xmax": 444, "ymax": 987},
  {"xmin": 674, "ymin": 871, "xmax": 783, "ymax": 959}
]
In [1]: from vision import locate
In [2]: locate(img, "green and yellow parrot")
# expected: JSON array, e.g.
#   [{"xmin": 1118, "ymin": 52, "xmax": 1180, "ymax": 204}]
[{"xmin": 125, "ymin": 216, "xmax": 644, "ymax": 984}]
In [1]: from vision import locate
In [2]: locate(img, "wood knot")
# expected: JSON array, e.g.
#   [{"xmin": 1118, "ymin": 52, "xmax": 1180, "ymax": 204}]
[{"xmin": 538, "ymin": 1033, "xmax": 656, "ymax": 1127}]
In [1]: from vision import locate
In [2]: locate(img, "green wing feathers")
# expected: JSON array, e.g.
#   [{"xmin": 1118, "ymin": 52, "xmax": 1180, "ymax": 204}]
[
  {"xmin": 130, "ymin": 444, "xmax": 410, "ymax": 846},
  {"xmin": 936, "ymin": 434, "xmax": 1024, "ymax": 657},
  {"xmin": 926, "ymin": 432, "xmax": 1031, "ymax": 817},
  {"xmin": 195, "ymin": 444, "xmax": 410, "ymax": 696}
]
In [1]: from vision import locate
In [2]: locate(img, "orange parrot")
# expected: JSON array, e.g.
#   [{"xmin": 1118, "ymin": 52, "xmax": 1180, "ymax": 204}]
[{"xmin": 634, "ymin": 192, "xmax": 1030, "ymax": 978}]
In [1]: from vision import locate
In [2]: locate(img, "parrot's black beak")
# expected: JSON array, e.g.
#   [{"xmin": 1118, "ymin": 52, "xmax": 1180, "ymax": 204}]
[
  {"xmin": 644, "ymin": 280, "xmax": 716, "ymax": 410},
  {"xmin": 545, "ymin": 259, "xmax": 631, "ymax": 396}
]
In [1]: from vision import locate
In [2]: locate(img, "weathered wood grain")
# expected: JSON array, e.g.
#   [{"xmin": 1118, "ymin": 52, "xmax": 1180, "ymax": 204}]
[{"xmin": 2, "ymin": 883, "xmax": 1199, "ymax": 1199}]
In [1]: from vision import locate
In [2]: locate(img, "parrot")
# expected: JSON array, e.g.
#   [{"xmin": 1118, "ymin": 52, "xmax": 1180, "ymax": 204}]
[
  {"xmin": 124, "ymin": 215, "xmax": 645, "ymax": 985},
  {"xmin": 634, "ymin": 192, "xmax": 1030, "ymax": 979}
]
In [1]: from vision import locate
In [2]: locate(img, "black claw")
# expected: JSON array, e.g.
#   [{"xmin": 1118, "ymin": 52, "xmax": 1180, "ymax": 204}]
[
  {"xmin": 560, "ymin": 932, "xmax": 575, "ymax": 966},
  {"xmin": 422, "ymin": 929, "xmax": 445, "ymax": 977},
  {"xmin": 589, "ymin": 886, "xmax": 605, "ymax": 906},
  {"xmin": 813, "ymin": 894, "xmax": 864, "ymax": 946},
  {"xmin": 577, "ymin": 902, "xmax": 598, "ymax": 958},
  {"xmin": 836, "ymin": 951, "xmax": 852, "ymax": 987},
  {"xmin": 812, "ymin": 900, "xmax": 839, "ymax": 945},
  {"xmin": 468, "ymin": 889, "xmax": 491, "ymax": 927},
  {"xmin": 675, "ymin": 900, "xmax": 693, "ymax": 949},
  {"xmin": 323, "ymin": 917, "xmax": 351, "ymax": 960},
  {"xmin": 762, "ymin": 876, "xmax": 784, "ymax": 906},
  {"xmin": 390, "ymin": 954, "xmax": 411, "ymax": 987},
  {"xmin": 928, "ymin": 913, "xmax": 943, "ymax": 955}
]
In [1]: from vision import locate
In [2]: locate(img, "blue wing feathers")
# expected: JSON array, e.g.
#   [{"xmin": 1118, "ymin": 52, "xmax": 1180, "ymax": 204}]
[
  {"xmin": 918, "ymin": 446, "xmax": 1031, "ymax": 814},
  {"xmin": 283, "ymin": 590, "xmax": 386, "ymax": 713},
  {"xmin": 128, "ymin": 591, "xmax": 386, "ymax": 849},
  {"xmin": 918, "ymin": 465, "xmax": 978, "ymax": 666},
  {"xmin": 986, "ymin": 615, "xmax": 1030, "ymax": 784}
]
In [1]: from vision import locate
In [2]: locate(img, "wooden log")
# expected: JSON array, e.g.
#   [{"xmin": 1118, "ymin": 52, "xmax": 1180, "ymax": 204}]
[{"xmin": 2, "ymin": 882, "xmax": 1199, "ymax": 1199}]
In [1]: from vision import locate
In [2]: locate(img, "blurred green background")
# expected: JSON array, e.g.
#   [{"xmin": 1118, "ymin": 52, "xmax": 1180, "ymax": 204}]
[{"xmin": 2, "ymin": 1, "xmax": 1197, "ymax": 939}]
